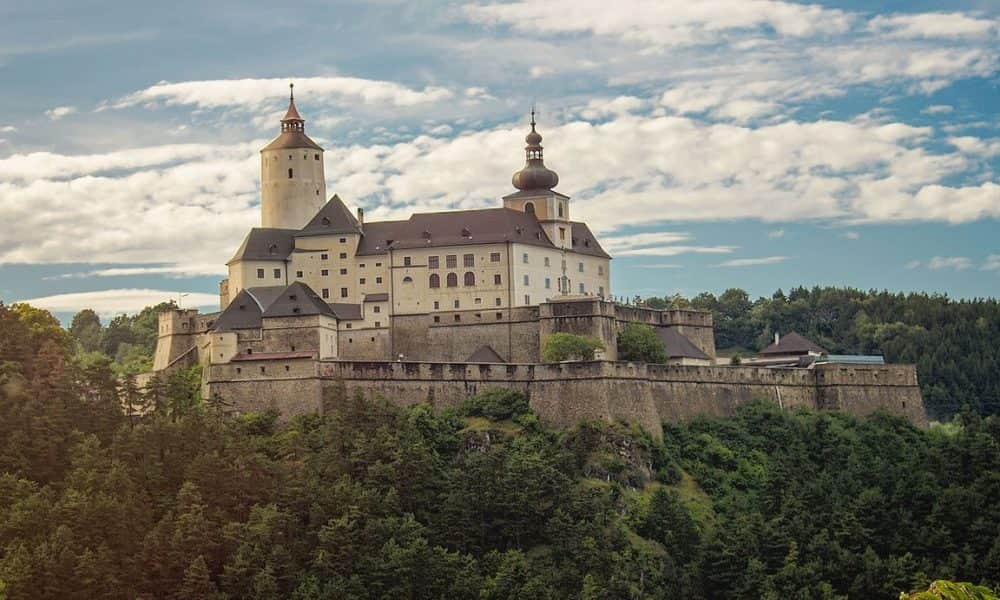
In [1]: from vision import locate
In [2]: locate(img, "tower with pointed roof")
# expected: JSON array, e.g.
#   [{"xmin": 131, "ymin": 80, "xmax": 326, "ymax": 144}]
[
  {"xmin": 260, "ymin": 83, "xmax": 327, "ymax": 230},
  {"xmin": 503, "ymin": 111, "xmax": 572, "ymax": 252}
]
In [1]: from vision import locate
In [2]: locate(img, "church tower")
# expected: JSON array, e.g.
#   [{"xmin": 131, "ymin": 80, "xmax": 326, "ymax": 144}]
[
  {"xmin": 503, "ymin": 111, "xmax": 572, "ymax": 251},
  {"xmin": 260, "ymin": 84, "xmax": 327, "ymax": 230}
]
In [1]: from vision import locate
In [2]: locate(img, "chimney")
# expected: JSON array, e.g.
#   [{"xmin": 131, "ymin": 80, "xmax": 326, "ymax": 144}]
[
  {"xmin": 774, "ymin": 332, "xmax": 780, "ymax": 345},
  {"xmin": 356, "ymin": 207, "xmax": 364, "ymax": 225}
]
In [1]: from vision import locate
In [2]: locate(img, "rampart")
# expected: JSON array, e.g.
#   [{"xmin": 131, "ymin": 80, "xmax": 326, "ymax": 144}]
[{"xmin": 204, "ymin": 359, "xmax": 927, "ymax": 438}]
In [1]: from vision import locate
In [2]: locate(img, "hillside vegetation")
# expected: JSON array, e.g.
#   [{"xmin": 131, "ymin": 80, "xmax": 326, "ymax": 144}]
[
  {"xmin": 645, "ymin": 287, "xmax": 1000, "ymax": 420},
  {"xmin": 2, "ymin": 302, "xmax": 1000, "ymax": 599}
]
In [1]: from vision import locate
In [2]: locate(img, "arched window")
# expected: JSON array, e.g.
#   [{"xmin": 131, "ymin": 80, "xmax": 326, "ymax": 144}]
[
  {"xmin": 402, "ymin": 276, "xmax": 413, "ymax": 284},
  {"xmin": 524, "ymin": 202, "xmax": 535, "ymax": 215},
  {"xmin": 558, "ymin": 202, "xmax": 564, "ymax": 217},
  {"xmin": 429, "ymin": 273, "xmax": 440, "ymax": 288},
  {"xmin": 288, "ymin": 168, "xmax": 293, "ymax": 179},
  {"xmin": 446, "ymin": 273, "xmax": 458, "ymax": 287},
  {"xmin": 464, "ymin": 272, "xmax": 475, "ymax": 286}
]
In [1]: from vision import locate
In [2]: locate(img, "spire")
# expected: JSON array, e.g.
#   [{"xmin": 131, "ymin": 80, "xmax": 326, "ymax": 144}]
[
  {"xmin": 511, "ymin": 109, "xmax": 558, "ymax": 191},
  {"xmin": 281, "ymin": 82, "xmax": 305, "ymax": 132}
]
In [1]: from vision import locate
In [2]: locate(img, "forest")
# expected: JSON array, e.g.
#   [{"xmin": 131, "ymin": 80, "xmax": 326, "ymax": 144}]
[
  {"xmin": 643, "ymin": 286, "xmax": 1000, "ymax": 420},
  {"xmin": 1, "ymin": 301, "xmax": 999, "ymax": 599}
]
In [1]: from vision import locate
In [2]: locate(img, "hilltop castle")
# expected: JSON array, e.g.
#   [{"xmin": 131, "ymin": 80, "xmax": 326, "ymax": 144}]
[{"xmin": 151, "ymin": 87, "xmax": 927, "ymax": 435}]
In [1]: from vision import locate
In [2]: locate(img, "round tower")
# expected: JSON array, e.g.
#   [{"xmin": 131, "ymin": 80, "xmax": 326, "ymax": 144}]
[{"xmin": 260, "ymin": 83, "xmax": 327, "ymax": 230}]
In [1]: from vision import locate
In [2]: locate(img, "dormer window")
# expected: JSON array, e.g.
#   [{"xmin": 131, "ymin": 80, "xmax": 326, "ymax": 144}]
[
  {"xmin": 289, "ymin": 294, "xmax": 297, "ymax": 300},
  {"xmin": 461, "ymin": 227, "xmax": 471, "ymax": 237},
  {"xmin": 322, "ymin": 217, "xmax": 331, "ymax": 226}
]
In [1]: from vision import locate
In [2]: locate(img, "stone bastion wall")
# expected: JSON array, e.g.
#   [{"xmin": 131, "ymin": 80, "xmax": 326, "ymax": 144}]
[{"xmin": 204, "ymin": 359, "xmax": 927, "ymax": 438}]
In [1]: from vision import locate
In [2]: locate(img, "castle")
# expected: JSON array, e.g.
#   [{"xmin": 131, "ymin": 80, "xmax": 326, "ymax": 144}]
[{"xmin": 151, "ymin": 87, "xmax": 927, "ymax": 435}]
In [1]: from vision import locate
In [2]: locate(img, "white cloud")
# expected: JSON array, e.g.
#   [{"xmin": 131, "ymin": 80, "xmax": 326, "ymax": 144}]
[
  {"xmin": 600, "ymin": 231, "xmax": 735, "ymax": 256},
  {"xmin": 869, "ymin": 12, "xmax": 998, "ymax": 39},
  {"xmin": 768, "ymin": 229, "xmax": 785, "ymax": 239},
  {"xmin": 717, "ymin": 255, "xmax": 788, "ymax": 267},
  {"xmin": 927, "ymin": 256, "xmax": 972, "ymax": 270},
  {"xmin": 922, "ymin": 104, "xmax": 954, "ymax": 115},
  {"xmin": 16, "ymin": 289, "xmax": 219, "ymax": 318},
  {"xmin": 981, "ymin": 255, "xmax": 1000, "ymax": 272},
  {"xmin": 0, "ymin": 125, "xmax": 16, "ymax": 133},
  {"xmin": 45, "ymin": 106, "xmax": 76, "ymax": 120},
  {"xmin": 109, "ymin": 76, "xmax": 457, "ymax": 112},
  {"xmin": 905, "ymin": 260, "xmax": 921, "ymax": 269},
  {"xmin": 842, "ymin": 231, "xmax": 860, "ymax": 240},
  {"xmin": 632, "ymin": 263, "xmax": 682, "ymax": 269},
  {"xmin": 44, "ymin": 264, "xmax": 226, "ymax": 280},
  {"xmin": 948, "ymin": 136, "xmax": 1000, "ymax": 157}
]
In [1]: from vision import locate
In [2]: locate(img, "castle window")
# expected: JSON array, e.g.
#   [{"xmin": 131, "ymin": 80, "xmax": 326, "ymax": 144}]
[
  {"xmin": 524, "ymin": 202, "xmax": 535, "ymax": 215},
  {"xmin": 340, "ymin": 238, "xmax": 346, "ymax": 243},
  {"xmin": 373, "ymin": 305, "xmax": 381, "ymax": 313},
  {"xmin": 558, "ymin": 203, "xmax": 564, "ymax": 217},
  {"xmin": 446, "ymin": 255, "xmax": 457, "ymax": 268},
  {"xmin": 544, "ymin": 257, "xmax": 550, "ymax": 267},
  {"xmin": 288, "ymin": 168, "xmax": 293, "ymax": 178},
  {"xmin": 495, "ymin": 298, "xmax": 501, "ymax": 306},
  {"xmin": 428, "ymin": 256, "xmax": 439, "ymax": 269},
  {"xmin": 559, "ymin": 227, "xmax": 566, "ymax": 241},
  {"xmin": 454, "ymin": 299, "xmax": 460, "ymax": 308},
  {"xmin": 360, "ymin": 277, "xmax": 366, "ymax": 285},
  {"xmin": 494, "ymin": 274, "xmax": 502, "ymax": 285},
  {"xmin": 403, "ymin": 256, "xmax": 412, "ymax": 266},
  {"xmin": 464, "ymin": 272, "xmax": 475, "ymax": 286},
  {"xmin": 599, "ymin": 286, "xmax": 605, "ymax": 297},
  {"xmin": 346, "ymin": 323, "xmax": 352, "ymax": 329},
  {"xmin": 348, "ymin": 338, "xmax": 353, "ymax": 343},
  {"xmin": 454, "ymin": 314, "xmax": 461, "ymax": 322},
  {"xmin": 496, "ymin": 312, "xmax": 503, "ymax": 319},
  {"xmin": 402, "ymin": 276, "xmax": 413, "ymax": 284},
  {"xmin": 340, "ymin": 268, "xmax": 347, "ymax": 275},
  {"xmin": 260, "ymin": 366, "xmax": 265, "ymax": 373},
  {"xmin": 296, "ymin": 270, "xmax": 303, "ymax": 278},
  {"xmin": 256, "ymin": 268, "xmax": 264, "ymax": 279},
  {"xmin": 545, "ymin": 277, "xmax": 551, "ymax": 289},
  {"xmin": 522, "ymin": 253, "xmax": 529, "ymax": 264},
  {"xmin": 236, "ymin": 367, "xmax": 241, "ymax": 374},
  {"xmin": 598, "ymin": 266, "xmax": 604, "ymax": 276},
  {"xmin": 463, "ymin": 254, "xmax": 474, "ymax": 267},
  {"xmin": 285, "ymin": 365, "xmax": 290, "ymax": 371},
  {"xmin": 376, "ymin": 277, "xmax": 383, "ymax": 284},
  {"xmin": 446, "ymin": 273, "xmax": 458, "ymax": 287},
  {"xmin": 360, "ymin": 263, "xmax": 366, "ymax": 268},
  {"xmin": 429, "ymin": 273, "xmax": 440, "ymax": 288},
  {"xmin": 433, "ymin": 301, "xmax": 439, "ymax": 309},
  {"xmin": 321, "ymin": 269, "xmax": 329, "ymax": 276},
  {"xmin": 340, "ymin": 288, "xmax": 348, "ymax": 298},
  {"xmin": 490, "ymin": 252, "xmax": 501, "ymax": 262},
  {"xmin": 374, "ymin": 321, "xmax": 381, "ymax": 327},
  {"xmin": 523, "ymin": 274, "xmax": 529, "ymax": 286},
  {"xmin": 579, "ymin": 283, "xmax": 585, "ymax": 293},
  {"xmin": 578, "ymin": 262, "xmax": 584, "ymax": 272},
  {"xmin": 322, "ymin": 288, "xmax": 329, "ymax": 298},
  {"xmin": 321, "ymin": 253, "xmax": 328, "ymax": 260},
  {"xmin": 339, "ymin": 253, "xmax": 347, "ymax": 259},
  {"xmin": 314, "ymin": 154, "xmax": 320, "ymax": 160},
  {"xmin": 247, "ymin": 348, "xmax": 253, "ymax": 355},
  {"xmin": 274, "ymin": 268, "xmax": 281, "ymax": 278},
  {"xmin": 375, "ymin": 262, "xmax": 382, "ymax": 267},
  {"xmin": 433, "ymin": 315, "xmax": 440, "ymax": 323},
  {"xmin": 524, "ymin": 294, "xmax": 530, "ymax": 305}
]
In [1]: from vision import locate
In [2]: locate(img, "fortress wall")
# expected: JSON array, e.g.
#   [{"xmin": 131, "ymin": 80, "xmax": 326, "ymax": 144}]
[
  {"xmin": 392, "ymin": 308, "xmax": 540, "ymax": 363},
  {"xmin": 203, "ymin": 359, "xmax": 927, "ymax": 436},
  {"xmin": 339, "ymin": 328, "xmax": 391, "ymax": 360}
]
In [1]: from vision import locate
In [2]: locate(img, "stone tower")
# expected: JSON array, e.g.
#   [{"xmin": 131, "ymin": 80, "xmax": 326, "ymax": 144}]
[{"xmin": 260, "ymin": 84, "xmax": 327, "ymax": 230}]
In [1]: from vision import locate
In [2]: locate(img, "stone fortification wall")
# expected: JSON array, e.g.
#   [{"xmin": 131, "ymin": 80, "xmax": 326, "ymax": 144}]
[
  {"xmin": 391, "ymin": 307, "xmax": 540, "ymax": 362},
  {"xmin": 204, "ymin": 359, "xmax": 927, "ymax": 436}
]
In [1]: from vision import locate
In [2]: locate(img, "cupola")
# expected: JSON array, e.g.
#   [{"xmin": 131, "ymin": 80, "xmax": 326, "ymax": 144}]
[{"xmin": 511, "ymin": 110, "xmax": 559, "ymax": 192}]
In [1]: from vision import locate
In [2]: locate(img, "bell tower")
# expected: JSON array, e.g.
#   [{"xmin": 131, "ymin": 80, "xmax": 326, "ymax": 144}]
[
  {"xmin": 503, "ymin": 110, "xmax": 572, "ymax": 250},
  {"xmin": 260, "ymin": 83, "xmax": 327, "ymax": 230}
]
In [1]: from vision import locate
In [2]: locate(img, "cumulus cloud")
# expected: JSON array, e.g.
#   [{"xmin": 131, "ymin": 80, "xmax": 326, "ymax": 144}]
[
  {"xmin": 16, "ymin": 289, "xmax": 219, "ymax": 318},
  {"xmin": 768, "ymin": 229, "xmax": 785, "ymax": 239},
  {"xmin": 45, "ymin": 106, "xmax": 76, "ymax": 120},
  {"xmin": 922, "ymin": 104, "xmax": 954, "ymax": 115},
  {"xmin": 44, "ymin": 264, "xmax": 226, "ymax": 280},
  {"xmin": 981, "ymin": 255, "xmax": 1000, "ymax": 272},
  {"xmin": 868, "ymin": 12, "xmax": 998, "ymax": 39},
  {"xmin": 927, "ymin": 256, "xmax": 972, "ymax": 270},
  {"xmin": 0, "ymin": 125, "xmax": 16, "ymax": 133},
  {"xmin": 109, "ymin": 76, "xmax": 457, "ymax": 112},
  {"xmin": 600, "ymin": 232, "xmax": 735, "ymax": 256},
  {"xmin": 717, "ymin": 255, "xmax": 788, "ymax": 267},
  {"xmin": 905, "ymin": 260, "xmax": 921, "ymax": 269}
]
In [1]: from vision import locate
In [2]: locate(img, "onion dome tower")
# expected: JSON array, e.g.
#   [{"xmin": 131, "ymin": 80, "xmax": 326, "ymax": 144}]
[
  {"xmin": 503, "ymin": 109, "xmax": 572, "ymax": 249},
  {"xmin": 259, "ymin": 83, "xmax": 327, "ymax": 230}
]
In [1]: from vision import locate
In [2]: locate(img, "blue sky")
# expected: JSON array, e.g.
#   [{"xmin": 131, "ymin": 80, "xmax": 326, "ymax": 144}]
[{"xmin": 0, "ymin": 0, "xmax": 997, "ymax": 322}]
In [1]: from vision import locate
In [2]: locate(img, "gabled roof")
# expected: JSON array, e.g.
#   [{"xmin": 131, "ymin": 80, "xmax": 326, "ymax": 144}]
[
  {"xmin": 569, "ymin": 222, "xmax": 611, "ymax": 259},
  {"xmin": 228, "ymin": 228, "xmax": 296, "ymax": 264},
  {"xmin": 355, "ymin": 208, "xmax": 556, "ymax": 255},
  {"xmin": 260, "ymin": 131, "xmax": 323, "ymax": 152},
  {"xmin": 213, "ymin": 289, "xmax": 266, "ymax": 331},
  {"xmin": 297, "ymin": 195, "xmax": 362, "ymax": 237},
  {"xmin": 329, "ymin": 303, "xmax": 362, "ymax": 320},
  {"xmin": 758, "ymin": 332, "xmax": 827, "ymax": 356},
  {"xmin": 655, "ymin": 328, "xmax": 710, "ymax": 360},
  {"xmin": 261, "ymin": 282, "xmax": 336, "ymax": 318},
  {"xmin": 465, "ymin": 345, "xmax": 506, "ymax": 363}
]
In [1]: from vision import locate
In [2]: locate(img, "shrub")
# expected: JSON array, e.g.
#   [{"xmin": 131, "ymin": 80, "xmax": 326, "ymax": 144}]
[
  {"xmin": 617, "ymin": 323, "xmax": 667, "ymax": 364},
  {"xmin": 541, "ymin": 333, "xmax": 605, "ymax": 362},
  {"xmin": 460, "ymin": 388, "xmax": 530, "ymax": 420}
]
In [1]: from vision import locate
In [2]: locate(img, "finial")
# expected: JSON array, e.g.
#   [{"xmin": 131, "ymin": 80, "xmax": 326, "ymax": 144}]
[
  {"xmin": 289, "ymin": 82, "xmax": 294, "ymax": 101},
  {"xmin": 530, "ymin": 104, "xmax": 536, "ymax": 131}
]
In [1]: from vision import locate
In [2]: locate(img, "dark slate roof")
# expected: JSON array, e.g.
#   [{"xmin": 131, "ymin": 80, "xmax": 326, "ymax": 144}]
[
  {"xmin": 465, "ymin": 345, "xmax": 506, "ymax": 363},
  {"xmin": 329, "ymin": 303, "xmax": 362, "ymax": 320},
  {"xmin": 569, "ymin": 222, "xmax": 611, "ymax": 258},
  {"xmin": 246, "ymin": 287, "xmax": 285, "ymax": 310},
  {"xmin": 655, "ymin": 328, "xmax": 710, "ymax": 360},
  {"xmin": 297, "ymin": 195, "xmax": 362, "ymax": 237},
  {"xmin": 502, "ymin": 189, "xmax": 570, "ymax": 201},
  {"xmin": 355, "ymin": 208, "xmax": 556, "ymax": 255},
  {"xmin": 228, "ymin": 228, "xmax": 296, "ymax": 264},
  {"xmin": 364, "ymin": 293, "xmax": 389, "ymax": 302},
  {"xmin": 260, "ymin": 130, "xmax": 323, "ymax": 152},
  {"xmin": 213, "ymin": 289, "xmax": 265, "ymax": 331},
  {"xmin": 261, "ymin": 282, "xmax": 336, "ymax": 318},
  {"xmin": 758, "ymin": 332, "xmax": 828, "ymax": 356}
]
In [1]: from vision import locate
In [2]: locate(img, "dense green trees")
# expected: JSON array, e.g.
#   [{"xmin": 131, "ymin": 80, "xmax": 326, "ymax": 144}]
[
  {"xmin": 3, "ymin": 301, "xmax": 1000, "ymax": 598},
  {"xmin": 617, "ymin": 323, "xmax": 668, "ymax": 363},
  {"xmin": 541, "ymin": 332, "xmax": 604, "ymax": 362},
  {"xmin": 645, "ymin": 287, "xmax": 1000, "ymax": 420}
]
